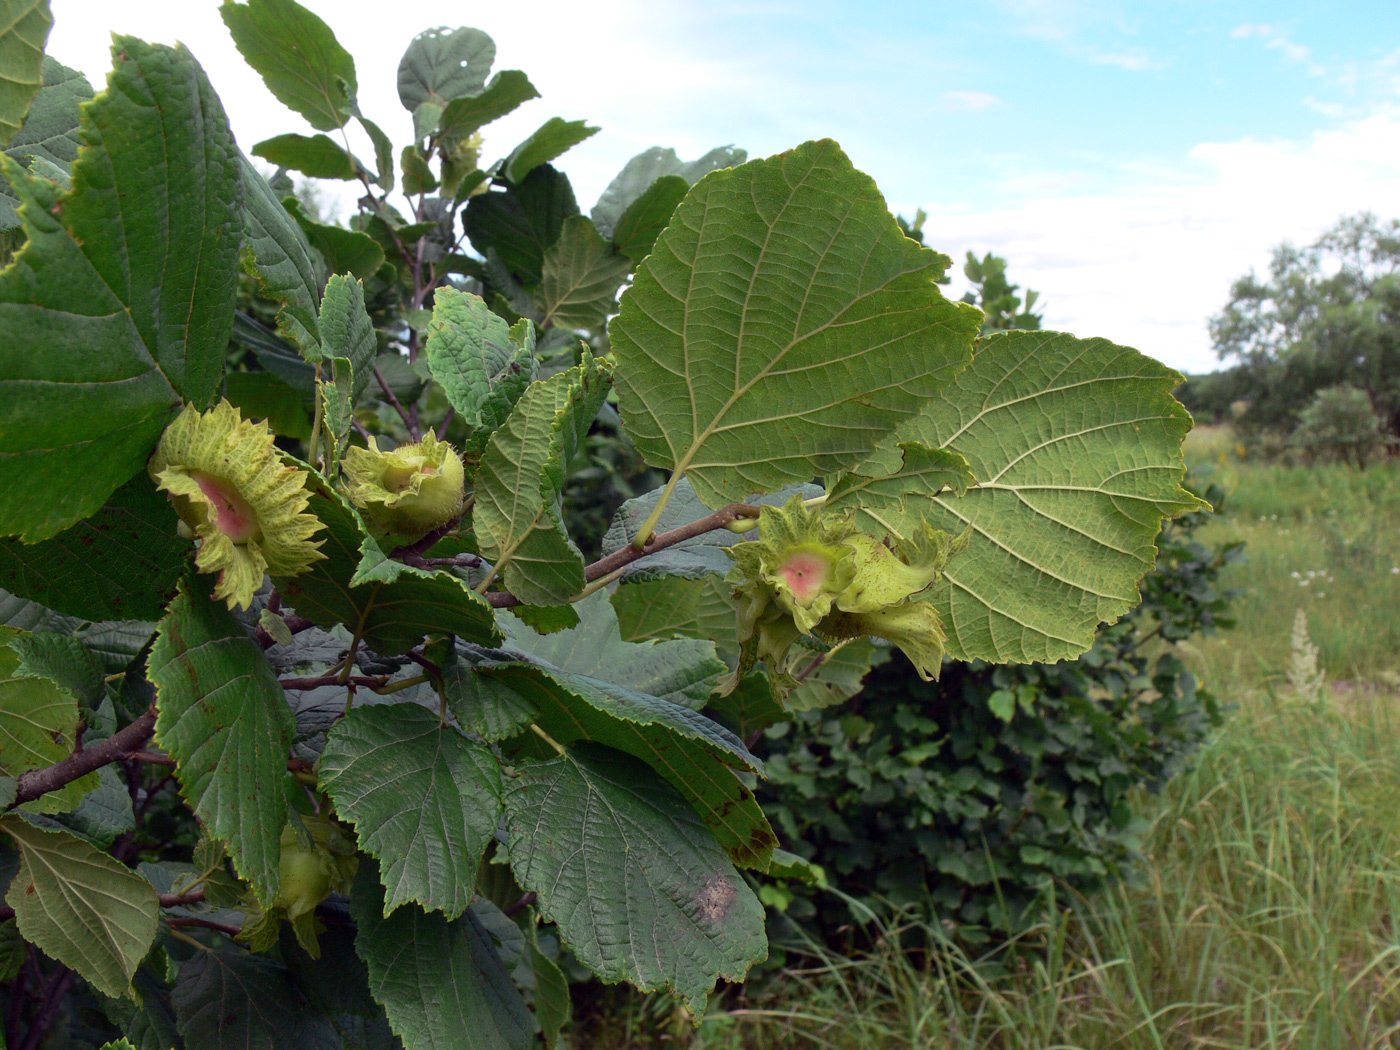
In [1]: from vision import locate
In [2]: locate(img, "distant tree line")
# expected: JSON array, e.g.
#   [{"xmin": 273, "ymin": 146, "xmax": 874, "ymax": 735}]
[{"xmin": 1177, "ymin": 213, "xmax": 1399, "ymax": 462}]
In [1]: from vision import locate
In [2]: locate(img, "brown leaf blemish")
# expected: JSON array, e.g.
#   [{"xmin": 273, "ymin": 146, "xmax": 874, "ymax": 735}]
[{"xmin": 695, "ymin": 873, "xmax": 736, "ymax": 924}]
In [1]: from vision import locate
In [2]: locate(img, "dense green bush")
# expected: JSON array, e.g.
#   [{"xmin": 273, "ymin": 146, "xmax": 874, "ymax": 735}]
[
  {"xmin": 755, "ymin": 483, "xmax": 1240, "ymax": 943},
  {"xmin": 1290, "ymin": 384, "xmax": 1390, "ymax": 467}
]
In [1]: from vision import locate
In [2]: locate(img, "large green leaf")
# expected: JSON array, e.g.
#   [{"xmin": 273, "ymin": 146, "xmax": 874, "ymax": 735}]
[
  {"xmin": 0, "ymin": 0, "xmax": 51, "ymax": 145},
  {"xmin": 882, "ymin": 330, "xmax": 1208, "ymax": 663},
  {"xmin": 316, "ymin": 274, "xmax": 376, "ymax": 470},
  {"xmin": 611, "ymin": 174, "xmax": 687, "ymax": 263},
  {"xmin": 277, "ymin": 476, "xmax": 501, "ymax": 654},
  {"xmin": 0, "ymin": 473, "xmax": 188, "ymax": 621},
  {"xmin": 436, "ymin": 70, "xmax": 539, "ymax": 145},
  {"xmin": 0, "ymin": 38, "xmax": 242, "ymax": 542},
  {"xmin": 396, "ymin": 26, "xmax": 494, "ymax": 112},
  {"xmin": 535, "ymin": 215, "xmax": 630, "ymax": 329},
  {"xmin": 463, "ymin": 163, "xmax": 576, "ymax": 287},
  {"xmin": 6, "ymin": 629, "xmax": 103, "ymax": 706},
  {"xmin": 610, "ymin": 139, "xmax": 981, "ymax": 511},
  {"xmin": 423, "ymin": 287, "xmax": 537, "ymax": 430},
  {"xmin": 824, "ymin": 441, "xmax": 975, "ymax": 527},
  {"xmin": 147, "ymin": 576, "xmax": 294, "ymax": 902},
  {"xmin": 611, "ymin": 577, "xmax": 735, "ymax": 651},
  {"xmin": 505, "ymin": 590, "xmax": 724, "ymax": 709},
  {"xmin": 224, "ymin": 370, "xmax": 312, "ymax": 440},
  {"xmin": 238, "ymin": 154, "xmax": 321, "ymax": 358},
  {"xmin": 172, "ymin": 948, "xmax": 340, "ymax": 1047},
  {"xmin": 221, "ymin": 0, "xmax": 357, "ymax": 131},
  {"xmin": 319, "ymin": 703, "xmax": 502, "ymax": 920},
  {"xmin": 482, "ymin": 660, "xmax": 773, "ymax": 868},
  {"xmin": 1, "ymin": 816, "xmax": 159, "ymax": 999},
  {"xmin": 285, "ymin": 196, "xmax": 385, "ymax": 280},
  {"xmin": 0, "ymin": 55, "xmax": 90, "ymax": 228},
  {"xmin": 472, "ymin": 355, "xmax": 611, "ymax": 605},
  {"xmin": 591, "ymin": 144, "xmax": 746, "ymax": 238},
  {"xmin": 252, "ymin": 132, "xmax": 360, "ymax": 180},
  {"xmin": 351, "ymin": 861, "xmax": 534, "ymax": 1050},
  {"xmin": 0, "ymin": 636, "xmax": 97, "ymax": 812},
  {"xmin": 279, "ymin": 911, "xmax": 399, "ymax": 1049},
  {"xmin": 501, "ymin": 117, "xmax": 598, "ymax": 185},
  {"xmin": 504, "ymin": 745, "xmax": 766, "ymax": 1014}
]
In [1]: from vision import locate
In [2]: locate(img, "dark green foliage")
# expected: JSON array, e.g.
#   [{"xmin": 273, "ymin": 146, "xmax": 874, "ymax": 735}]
[
  {"xmin": 755, "ymin": 482, "xmax": 1239, "ymax": 942},
  {"xmin": 960, "ymin": 250, "xmax": 1043, "ymax": 333},
  {"xmin": 1290, "ymin": 384, "xmax": 1390, "ymax": 467}
]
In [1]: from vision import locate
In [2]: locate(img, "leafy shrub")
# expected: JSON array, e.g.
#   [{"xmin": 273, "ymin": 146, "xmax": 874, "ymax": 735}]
[
  {"xmin": 1290, "ymin": 384, "xmax": 1390, "ymax": 467},
  {"xmin": 756, "ymin": 484, "xmax": 1241, "ymax": 943}
]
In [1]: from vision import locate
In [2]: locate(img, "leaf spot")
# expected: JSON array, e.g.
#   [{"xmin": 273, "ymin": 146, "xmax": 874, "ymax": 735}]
[{"xmin": 695, "ymin": 873, "xmax": 736, "ymax": 924}]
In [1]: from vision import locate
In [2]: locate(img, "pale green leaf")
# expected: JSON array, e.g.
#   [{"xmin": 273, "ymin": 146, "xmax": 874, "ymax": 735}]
[
  {"xmin": 147, "ymin": 575, "xmax": 294, "ymax": 902},
  {"xmin": 0, "ymin": 0, "xmax": 51, "ymax": 145},
  {"xmin": 504, "ymin": 745, "xmax": 766, "ymax": 1014},
  {"xmin": 0, "ymin": 638, "xmax": 97, "ymax": 811},
  {"xmin": 400, "ymin": 144, "xmax": 437, "ymax": 194},
  {"xmin": 1, "ymin": 815, "xmax": 159, "ymax": 999},
  {"xmin": 316, "ymin": 273, "xmax": 376, "ymax": 472},
  {"xmin": 424, "ymin": 286, "xmax": 537, "ymax": 431},
  {"xmin": 351, "ymin": 860, "xmax": 534, "ymax": 1050},
  {"xmin": 786, "ymin": 638, "xmax": 890, "ymax": 712},
  {"xmin": 472, "ymin": 354, "xmax": 611, "ymax": 605},
  {"xmin": 481, "ymin": 660, "xmax": 774, "ymax": 868},
  {"xmin": 0, "ymin": 38, "xmax": 242, "ymax": 542},
  {"xmin": 0, "ymin": 473, "xmax": 188, "ymax": 621},
  {"xmin": 252, "ymin": 132, "xmax": 360, "ymax": 180},
  {"xmin": 319, "ymin": 703, "xmax": 502, "ymax": 920},
  {"xmin": 0, "ymin": 56, "xmax": 90, "ymax": 229},
  {"xmin": 238, "ymin": 153, "xmax": 322, "ymax": 358},
  {"xmin": 891, "ymin": 330, "xmax": 1210, "ymax": 663},
  {"xmin": 397, "ymin": 26, "xmax": 494, "ymax": 112},
  {"xmin": 277, "ymin": 475, "xmax": 502, "ymax": 654},
  {"xmin": 502, "ymin": 116, "xmax": 598, "ymax": 184},
  {"xmin": 610, "ymin": 139, "xmax": 981, "ymax": 510},
  {"xmin": 536, "ymin": 215, "xmax": 631, "ymax": 329},
  {"xmin": 591, "ymin": 144, "xmax": 746, "ymax": 238},
  {"xmin": 612, "ymin": 577, "xmax": 736, "ymax": 651},
  {"xmin": 463, "ymin": 163, "xmax": 576, "ymax": 286},
  {"xmin": 824, "ymin": 441, "xmax": 976, "ymax": 528},
  {"xmin": 611, "ymin": 174, "xmax": 686, "ymax": 262},
  {"xmin": 505, "ymin": 590, "xmax": 724, "ymax": 709},
  {"xmin": 357, "ymin": 113, "xmax": 394, "ymax": 191},
  {"xmin": 221, "ymin": 0, "xmax": 357, "ymax": 131}
]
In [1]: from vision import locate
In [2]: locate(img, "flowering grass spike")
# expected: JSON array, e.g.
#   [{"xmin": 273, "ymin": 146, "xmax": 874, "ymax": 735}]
[{"xmin": 148, "ymin": 400, "xmax": 326, "ymax": 610}]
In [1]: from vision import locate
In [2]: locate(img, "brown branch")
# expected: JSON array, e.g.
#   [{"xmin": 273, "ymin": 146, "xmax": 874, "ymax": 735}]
[
  {"xmin": 254, "ymin": 613, "xmax": 314, "ymax": 650},
  {"xmin": 8, "ymin": 705, "xmax": 158, "ymax": 811},
  {"xmin": 167, "ymin": 916, "xmax": 242, "ymax": 938},
  {"xmin": 503, "ymin": 891, "xmax": 537, "ymax": 918},
  {"xmin": 19, "ymin": 966, "xmax": 75, "ymax": 1050},
  {"xmin": 158, "ymin": 890, "xmax": 206, "ymax": 908},
  {"xmin": 280, "ymin": 673, "xmax": 391, "ymax": 691},
  {"xmin": 374, "ymin": 361, "xmax": 420, "ymax": 439},
  {"xmin": 484, "ymin": 502, "xmax": 760, "ymax": 609}
]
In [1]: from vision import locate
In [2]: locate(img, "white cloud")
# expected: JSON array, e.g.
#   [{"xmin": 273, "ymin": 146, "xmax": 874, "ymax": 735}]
[
  {"xmin": 1090, "ymin": 49, "xmax": 1158, "ymax": 72},
  {"xmin": 928, "ymin": 111, "xmax": 1400, "ymax": 373},
  {"xmin": 939, "ymin": 90, "xmax": 1003, "ymax": 111},
  {"xmin": 1231, "ymin": 23, "xmax": 1316, "ymax": 68}
]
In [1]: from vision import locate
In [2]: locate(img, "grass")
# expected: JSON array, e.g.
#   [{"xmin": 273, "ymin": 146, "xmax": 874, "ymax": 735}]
[{"xmin": 573, "ymin": 427, "xmax": 1400, "ymax": 1050}]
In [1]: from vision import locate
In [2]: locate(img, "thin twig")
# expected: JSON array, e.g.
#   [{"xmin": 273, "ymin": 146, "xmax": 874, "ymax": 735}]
[
  {"xmin": 437, "ymin": 406, "xmax": 455, "ymax": 440},
  {"xmin": 503, "ymin": 891, "xmax": 537, "ymax": 918},
  {"xmin": 373, "ymin": 361, "xmax": 420, "ymax": 439},
  {"xmin": 157, "ymin": 890, "xmax": 207, "ymax": 908},
  {"xmin": 8, "ymin": 705, "xmax": 158, "ymax": 810},
  {"xmin": 167, "ymin": 916, "xmax": 243, "ymax": 938},
  {"xmin": 18, "ymin": 966, "xmax": 75, "ymax": 1050}
]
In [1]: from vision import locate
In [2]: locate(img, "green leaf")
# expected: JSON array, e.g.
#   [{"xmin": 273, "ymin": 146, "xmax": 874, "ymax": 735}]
[
  {"xmin": 0, "ymin": 0, "xmax": 51, "ymax": 146},
  {"xmin": 437, "ymin": 69, "xmax": 539, "ymax": 144},
  {"xmin": 504, "ymin": 745, "xmax": 766, "ymax": 1013},
  {"xmin": 610, "ymin": 139, "xmax": 981, "ymax": 511},
  {"xmin": 351, "ymin": 860, "xmax": 535, "ymax": 1050},
  {"xmin": 482, "ymin": 660, "xmax": 773, "ymax": 868},
  {"xmin": 536, "ymin": 215, "xmax": 631, "ymax": 329},
  {"xmin": 702, "ymin": 671, "xmax": 787, "ymax": 740},
  {"xmin": 505, "ymin": 590, "xmax": 724, "ymax": 710},
  {"xmin": 0, "ymin": 38, "xmax": 243, "ymax": 542},
  {"xmin": 147, "ymin": 575, "xmax": 294, "ymax": 902},
  {"xmin": 279, "ymin": 910, "xmax": 399, "ymax": 1049},
  {"xmin": 891, "ymin": 330, "xmax": 1210, "ymax": 663},
  {"xmin": 316, "ymin": 273, "xmax": 376, "ymax": 471},
  {"xmin": 611, "ymin": 174, "xmax": 687, "ymax": 263},
  {"xmin": 501, "ymin": 117, "xmax": 598, "ymax": 184},
  {"xmin": 602, "ymin": 477, "xmax": 820, "ymax": 584},
  {"xmin": 0, "ymin": 473, "xmax": 188, "ymax": 621},
  {"xmin": 1, "ymin": 815, "xmax": 159, "ymax": 999},
  {"xmin": 424, "ymin": 287, "xmax": 537, "ymax": 431},
  {"xmin": 463, "ymin": 162, "xmax": 577, "ymax": 287},
  {"xmin": 7, "ymin": 630, "xmax": 103, "ymax": 706},
  {"xmin": 591, "ymin": 144, "xmax": 746, "ymax": 238},
  {"xmin": 442, "ymin": 648, "xmax": 537, "ymax": 741},
  {"xmin": 4, "ymin": 54, "xmax": 89, "ymax": 165},
  {"xmin": 238, "ymin": 154, "xmax": 322, "ymax": 357},
  {"xmin": 252, "ymin": 132, "xmax": 360, "ymax": 180},
  {"xmin": 277, "ymin": 475, "xmax": 502, "ymax": 654},
  {"xmin": 527, "ymin": 934, "xmax": 569, "ymax": 1049},
  {"xmin": 284, "ymin": 195, "xmax": 386, "ymax": 280},
  {"xmin": 319, "ymin": 703, "xmax": 502, "ymax": 920},
  {"xmin": 824, "ymin": 441, "xmax": 976, "ymax": 527},
  {"xmin": 397, "ymin": 26, "xmax": 494, "ymax": 112},
  {"xmin": 224, "ymin": 371, "xmax": 312, "ymax": 440},
  {"xmin": 220, "ymin": 0, "xmax": 357, "ymax": 131},
  {"xmin": 0, "ymin": 637, "xmax": 97, "ymax": 811},
  {"xmin": 357, "ymin": 113, "xmax": 394, "ymax": 191},
  {"xmin": 472, "ymin": 355, "xmax": 611, "ymax": 605},
  {"xmin": 767, "ymin": 847, "xmax": 827, "ymax": 888},
  {"xmin": 172, "ymin": 948, "xmax": 341, "ymax": 1047},
  {"xmin": 787, "ymin": 638, "xmax": 890, "ymax": 712},
  {"xmin": 400, "ymin": 144, "xmax": 437, "ymax": 195},
  {"xmin": 612, "ymin": 577, "xmax": 736, "ymax": 649}
]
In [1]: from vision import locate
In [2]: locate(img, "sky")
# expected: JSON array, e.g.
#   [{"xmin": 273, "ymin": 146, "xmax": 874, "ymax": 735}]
[{"xmin": 44, "ymin": 0, "xmax": 1400, "ymax": 374}]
